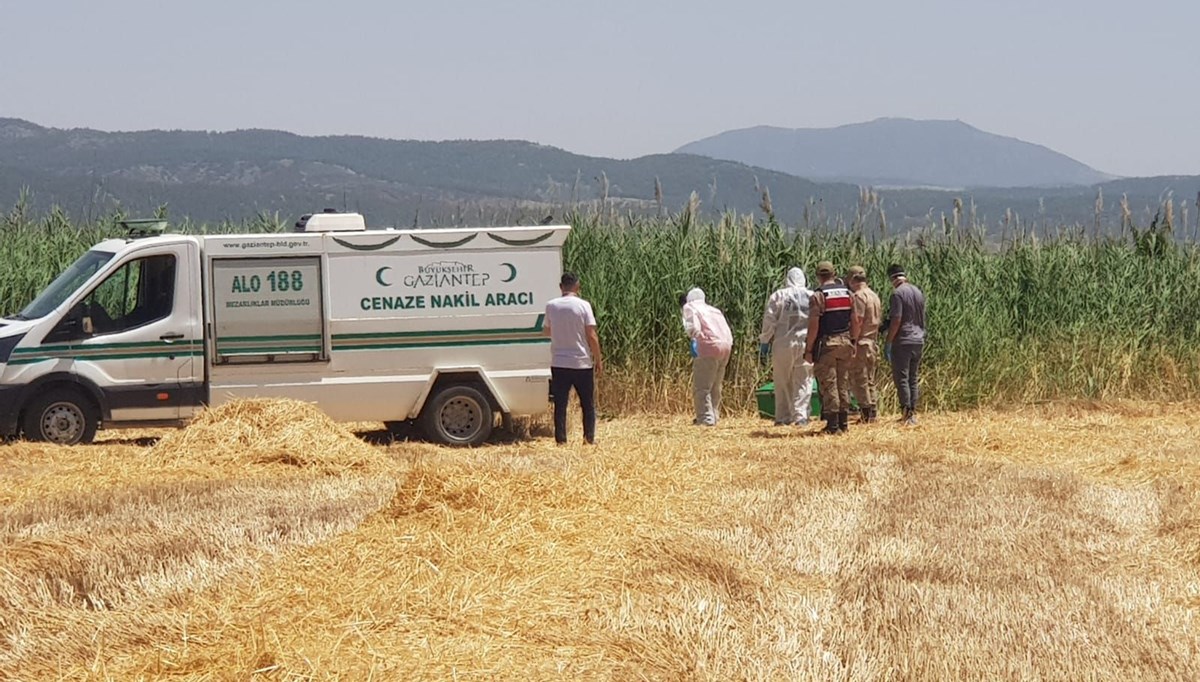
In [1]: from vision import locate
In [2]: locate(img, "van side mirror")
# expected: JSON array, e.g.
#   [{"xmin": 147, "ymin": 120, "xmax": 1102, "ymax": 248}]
[{"xmin": 43, "ymin": 305, "xmax": 92, "ymax": 343}]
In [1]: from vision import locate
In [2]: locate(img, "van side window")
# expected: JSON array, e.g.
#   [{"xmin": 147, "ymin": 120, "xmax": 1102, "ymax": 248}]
[{"xmin": 86, "ymin": 255, "xmax": 176, "ymax": 334}]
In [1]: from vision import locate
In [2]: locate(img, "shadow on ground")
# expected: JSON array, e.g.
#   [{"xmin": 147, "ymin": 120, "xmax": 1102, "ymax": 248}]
[{"xmin": 354, "ymin": 418, "xmax": 555, "ymax": 447}]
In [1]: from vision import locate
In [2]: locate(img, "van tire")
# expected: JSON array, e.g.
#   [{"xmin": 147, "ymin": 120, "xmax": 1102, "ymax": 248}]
[
  {"xmin": 22, "ymin": 388, "xmax": 99, "ymax": 445},
  {"xmin": 421, "ymin": 384, "xmax": 493, "ymax": 447}
]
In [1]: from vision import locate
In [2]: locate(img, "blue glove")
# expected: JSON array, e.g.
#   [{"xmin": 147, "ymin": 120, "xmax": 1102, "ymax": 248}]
[
  {"xmin": 884, "ymin": 343, "xmax": 893, "ymax": 362},
  {"xmin": 759, "ymin": 342, "xmax": 771, "ymax": 360},
  {"xmin": 690, "ymin": 339, "xmax": 698, "ymax": 357}
]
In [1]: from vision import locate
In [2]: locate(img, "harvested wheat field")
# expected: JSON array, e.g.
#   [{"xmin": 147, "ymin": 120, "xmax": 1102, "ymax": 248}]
[{"xmin": 3, "ymin": 398, "xmax": 1200, "ymax": 680}]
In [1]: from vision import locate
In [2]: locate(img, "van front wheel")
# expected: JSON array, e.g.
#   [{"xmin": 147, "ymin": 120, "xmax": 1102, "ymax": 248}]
[
  {"xmin": 421, "ymin": 384, "xmax": 493, "ymax": 447},
  {"xmin": 22, "ymin": 389, "xmax": 99, "ymax": 445}
]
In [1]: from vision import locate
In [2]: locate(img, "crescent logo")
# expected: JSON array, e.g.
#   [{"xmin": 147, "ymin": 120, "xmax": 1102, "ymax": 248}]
[
  {"xmin": 376, "ymin": 266, "xmax": 392, "ymax": 286},
  {"xmin": 501, "ymin": 262, "xmax": 517, "ymax": 282}
]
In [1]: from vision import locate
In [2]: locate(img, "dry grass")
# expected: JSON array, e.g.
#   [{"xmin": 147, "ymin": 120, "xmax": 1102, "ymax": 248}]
[
  {"xmin": 2, "ymin": 400, "xmax": 1200, "ymax": 679},
  {"xmin": 0, "ymin": 476, "xmax": 394, "ymax": 675},
  {"xmin": 148, "ymin": 398, "xmax": 391, "ymax": 472}
]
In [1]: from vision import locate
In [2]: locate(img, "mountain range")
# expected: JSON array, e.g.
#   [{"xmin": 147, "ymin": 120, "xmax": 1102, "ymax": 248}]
[
  {"xmin": 0, "ymin": 117, "xmax": 860, "ymax": 226},
  {"xmin": 675, "ymin": 118, "xmax": 1115, "ymax": 189},
  {"xmin": 0, "ymin": 117, "xmax": 1196, "ymax": 235}
]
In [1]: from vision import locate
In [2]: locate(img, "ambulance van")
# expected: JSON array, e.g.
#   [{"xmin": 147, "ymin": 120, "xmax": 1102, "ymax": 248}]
[{"xmin": 0, "ymin": 211, "xmax": 568, "ymax": 446}]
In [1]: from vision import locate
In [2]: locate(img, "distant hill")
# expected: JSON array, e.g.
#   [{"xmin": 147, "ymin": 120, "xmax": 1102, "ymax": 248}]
[
  {"xmin": 0, "ymin": 117, "xmax": 860, "ymax": 226},
  {"xmin": 0, "ymin": 117, "xmax": 1196, "ymax": 236},
  {"xmin": 675, "ymin": 118, "xmax": 1115, "ymax": 189}
]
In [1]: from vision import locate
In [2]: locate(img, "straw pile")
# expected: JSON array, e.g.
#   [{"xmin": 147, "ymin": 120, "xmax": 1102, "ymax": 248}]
[
  {"xmin": 148, "ymin": 397, "xmax": 390, "ymax": 472},
  {"xmin": 4, "ymin": 401, "xmax": 1200, "ymax": 679}
]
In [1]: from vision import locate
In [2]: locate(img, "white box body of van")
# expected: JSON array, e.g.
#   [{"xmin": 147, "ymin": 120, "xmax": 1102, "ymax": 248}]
[{"xmin": 0, "ymin": 220, "xmax": 570, "ymax": 446}]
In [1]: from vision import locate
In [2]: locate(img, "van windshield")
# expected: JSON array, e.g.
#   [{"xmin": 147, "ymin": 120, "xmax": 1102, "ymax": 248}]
[{"xmin": 10, "ymin": 250, "xmax": 115, "ymax": 321}]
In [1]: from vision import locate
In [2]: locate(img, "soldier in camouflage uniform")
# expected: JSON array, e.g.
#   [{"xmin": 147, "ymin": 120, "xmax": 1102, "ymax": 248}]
[
  {"xmin": 804, "ymin": 261, "xmax": 854, "ymax": 434},
  {"xmin": 846, "ymin": 265, "xmax": 882, "ymax": 423}
]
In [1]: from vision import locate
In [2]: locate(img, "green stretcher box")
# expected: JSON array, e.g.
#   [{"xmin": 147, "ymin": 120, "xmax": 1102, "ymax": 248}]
[{"xmin": 756, "ymin": 380, "xmax": 857, "ymax": 420}]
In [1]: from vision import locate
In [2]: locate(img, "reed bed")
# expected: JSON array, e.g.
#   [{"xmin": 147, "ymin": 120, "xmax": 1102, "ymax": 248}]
[{"xmin": 5, "ymin": 203, "xmax": 1200, "ymax": 413}]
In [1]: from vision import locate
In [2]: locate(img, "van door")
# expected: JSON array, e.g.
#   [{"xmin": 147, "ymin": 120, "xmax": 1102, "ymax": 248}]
[{"xmin": 39, "ymin": 240, "xmax": 203, "ymax": 423}]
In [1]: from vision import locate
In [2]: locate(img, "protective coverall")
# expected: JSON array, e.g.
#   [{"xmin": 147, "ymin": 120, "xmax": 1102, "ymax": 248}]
[
  {"xmin": 682, "ymin": 288, "xmax": 733, "ymax": 425},
  {"xmin": 758, "ymin": 267, "xmax": 812, "ymax": 425}
]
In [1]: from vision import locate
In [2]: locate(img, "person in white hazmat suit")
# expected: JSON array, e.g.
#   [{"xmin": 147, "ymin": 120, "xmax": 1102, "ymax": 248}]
[
  {"xmin": 681, "ymin": 288, "xmax": 734, "ymax": 426},
  {"xmin": 759, "ymin": 267, "xmax": 813, "ymax": 425}
]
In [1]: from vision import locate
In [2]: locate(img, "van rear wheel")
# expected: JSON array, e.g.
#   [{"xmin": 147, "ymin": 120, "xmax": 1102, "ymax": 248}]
[
  {"xmin": 22, "ymin": 389, "xmax": 99, "ymax": 445},
  {"xmin": 421, "ymin": 384, "xmax": 493, "ymax": 447}
]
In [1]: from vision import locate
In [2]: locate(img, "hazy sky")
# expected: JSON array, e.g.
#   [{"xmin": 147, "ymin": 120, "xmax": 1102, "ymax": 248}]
[{"xmin": 3, "ymin": 0, "xmax": 1198, "ymax": 177}]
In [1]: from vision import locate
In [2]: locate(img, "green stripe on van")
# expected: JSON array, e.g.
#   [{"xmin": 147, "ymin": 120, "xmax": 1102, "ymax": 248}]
[
  {"xmin": 331, "ymin": 314, "xmax": 545, "ymax": 342},
  {"xmin": 9, "ymin": 348, "xmax": 203, "ymax": 365},
  {"xmin": 216, "ymin": 336, "xmax": 321, "ymax": 352},
  {"xmin": 12, "ymin": 339, "xmax": 190, "ymax": 354},
  {"xmin": 335, "ymin": 337, "xmax": 549, "ymax": 352},
  {"xmin": 216, "ymin": 344, "xmax": 322, "ymax": 355},
  {"xmin": 7, "ymin": 316, "xmax": 548, "ymax": 364},
  {"xmin": 217, "ymin": 346, "xmax": 322, "ymax": 355},
  {"xmin": 218, "ymin": 334, "xmax": 322, "ymax": 343}
]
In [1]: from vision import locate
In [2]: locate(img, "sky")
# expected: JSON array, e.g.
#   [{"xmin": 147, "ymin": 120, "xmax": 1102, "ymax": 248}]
[{"xmin": 2, "ymin": 0, "xmax": 1198, "ymax": 178}]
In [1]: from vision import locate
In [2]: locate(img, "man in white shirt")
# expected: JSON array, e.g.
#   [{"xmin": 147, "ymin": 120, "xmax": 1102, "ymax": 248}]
[{"xmin": 543, "ymin": 272, "xmax": 603, "ymax": 444}]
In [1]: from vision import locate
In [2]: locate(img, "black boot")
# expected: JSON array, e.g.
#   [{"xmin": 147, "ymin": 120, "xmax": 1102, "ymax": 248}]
[
  {"xmin": 837, "ymin": 411, "xmax": 849, "ymax": 433},
  {"xmin": 822, "ymin": 412, "xmax": 838, "ymax": 434}
]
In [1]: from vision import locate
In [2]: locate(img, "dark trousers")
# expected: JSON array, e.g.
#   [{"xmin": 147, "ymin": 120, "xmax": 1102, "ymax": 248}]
[
  {"xmin": 891, "ymin": 343, "xmax": 924, "ymax": 411},
  {"xmin": 551, "ymin": 366, "xmax": 596, "ymax": 444}
]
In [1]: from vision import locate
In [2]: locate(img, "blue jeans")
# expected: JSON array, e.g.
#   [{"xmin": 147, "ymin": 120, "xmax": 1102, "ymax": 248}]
[
  {"xmin": 891, "ymin": 343, "xmax": 924, "ymax": 411},
  {"xmin": 551, "ymin": 367, "xmax": 596, "ymax": 443}
]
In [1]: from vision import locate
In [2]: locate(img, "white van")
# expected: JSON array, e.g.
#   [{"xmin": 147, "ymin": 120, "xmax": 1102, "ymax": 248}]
[{"xmin": 0, "ymin": 212, "xmax": 568, "ymax": 446}]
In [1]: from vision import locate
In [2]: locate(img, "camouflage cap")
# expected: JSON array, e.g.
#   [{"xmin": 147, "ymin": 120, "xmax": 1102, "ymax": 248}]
[
  {"xmin": 816, "ymin": 260, "xmax": 836, "ymax": 276},
  {"xmin": 846, "ymin": 265, "xmax": 867, "ymax": 281}
]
